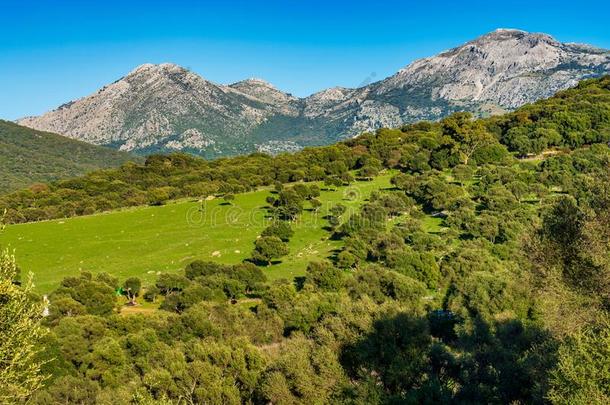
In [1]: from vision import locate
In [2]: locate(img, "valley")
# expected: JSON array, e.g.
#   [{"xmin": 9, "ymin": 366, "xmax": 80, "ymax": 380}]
[
  {"xmin": 2, "ymin": 8, "xmax": 610, "ymax": 401},
  {"xmin": 1, "ymin": 173, "xmax": 396, "ymax": 293}
]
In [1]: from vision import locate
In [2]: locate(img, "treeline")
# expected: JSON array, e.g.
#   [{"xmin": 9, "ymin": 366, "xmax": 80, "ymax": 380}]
[{"xmin": 2, "ymin": 75, "xmax": 609, "ymax": 224}]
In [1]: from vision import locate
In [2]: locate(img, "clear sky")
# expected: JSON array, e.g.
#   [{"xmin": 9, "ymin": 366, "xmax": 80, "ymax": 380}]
[{"xmin": 1, "ymin": 0, "xmax": 609, "ymax": 120}]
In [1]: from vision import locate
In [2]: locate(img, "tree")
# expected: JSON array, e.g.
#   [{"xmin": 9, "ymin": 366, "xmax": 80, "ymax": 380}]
[
  {"xmin": 453, "ymin": 164, "xmax": 474, "ymax": 185},
  {"xmin": 232, "ymin": 262, "xmax": 267, "ymax": 293},
  {"xmin": 0, "ymin": 213, "xmax": 48, "ymax": 401},
  {"xmin": 410, "ymin": 150, "xmax": 432, "ymax": 173},
  {"xmin": 341, "ymin": 172, "xmax": 355, "ymax": 185},
  {"xmin": 143, "ymin": 285, "xmax": 160, "ymax": 303},
  {"xmin": 375, "ymin": 193, "xmax": 410, "ymax": 217},
  {"xmin": 147, "ymin": 187, "xmax": 174, "ymax": 206},
  {"xmin": 292, "ymin": 184, "xmax": 310, "ymax": 200},
  {"xmin": 46, "ymin": 296, "xmax": 87, "ymax": 323},
  {"xmin": 263, "ymin": 281, "xmax": 297, "ymax": 310},
  {"xmin": 359, "ymin": 157, "xmax": 383, "ymax": 179},
  {"xmin": 507, "ymin": 181, "xmax": 528, "ymax": 202},
  {"xmin": 156, "ymin": 273, "xmax": 191, "ymax": 296},
  {"xmin": 328, "ymin": 215, "xmax": 341, "ymax": 232},
  {"xmin": 386, "ymin": 249, "xmax": 441, "ymax": 289},
  {"xmin": 330, "ymin": 203, "xmax": 347, "ymax": 217},
  {"xmin": 310, "ymin": 198, "xmax": 322, "ymax": 212},
  {"xmin": 341, "ymin": 313, "xmax": 432, "ymax": 400},
  {"xmin": 122, "ymin": 277, "xmax": 142, "ymax": 305},
  {"xmin": 185, "ymin": 260, "xmax": 228, "ymax": 280},
  {"xmin": 260, "ymin": 334, "xmax": 347, "ymax": 404},
  {"xmin": 306, "ymin": 261, "xmax": 344, "ymax": 291},
  {"xmin": 308, "ymin": 185, "xmax": 321, "ymax": 199},
  {"xmin": 337, "ymin": 251, "xmax": 358, "ymax": 269},
  {"xmin": 51, "ymin": 273, "xmax": 117, "ymax": 317},
  {"xmin": 274, "ymin": 189, "xmax": 304, "ymax": 220},
  {"xmin": 261, "ymin": 221, "xmax": 294, "ymax": 242},
  {"xmin": 324, "ymin": 176, "xmax": 343, "ymax": 190},
  {"xmin": 251, "ymin": 236, "xmax": 289, "ymax": 266},
  {"xmin": 198, "ymin": 275, "xmax": 246, "ymax": 301},
  {"xmin": 442, "ymin": 112, "xmax": 496, "ymax": 164},
  {"xmin": 327, "ymin": 203, "xmax": 347, "ymax": 232},
  {"xmin": 223, "ymin": 193, "xmax": 235, "ymax": 205},
  {"xmin": 548, "ymin": 320, "xmax": 610, "ymax": 404},
  {"xmin": 472, "ymin": 213, "xmax": 501, "ymax": 243}
]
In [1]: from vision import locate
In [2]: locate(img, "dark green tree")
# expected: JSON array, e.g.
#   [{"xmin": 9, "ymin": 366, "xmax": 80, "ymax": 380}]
[
  {"xmin": 251, "ymin": 236, "xmax": 289, "ymax": 266},
  {"xmin": 123, "ymin": 277, "xmax": 142, "ymax": 305}
]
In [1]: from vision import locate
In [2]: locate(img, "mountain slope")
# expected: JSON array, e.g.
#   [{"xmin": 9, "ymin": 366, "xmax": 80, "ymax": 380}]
[
  {"xmin": 298, "ymin": 29, "xmax": 610, "ymax": 136},
  {"xmin": 0, "ymin": 120, "xmax": 138, "ymax": 193},
  {"xmin": 18, "ymin": 29, "xmax": 610, "ymax": 157},
  {"xmin": 19, "ymin": 64, "xmax": 302, "ymax": 158}
]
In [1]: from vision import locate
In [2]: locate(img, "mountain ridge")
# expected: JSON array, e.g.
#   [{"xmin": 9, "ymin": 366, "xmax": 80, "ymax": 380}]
[{"xmin": 17, "ymin": 29, "xmax": 610, "ymax": 157}]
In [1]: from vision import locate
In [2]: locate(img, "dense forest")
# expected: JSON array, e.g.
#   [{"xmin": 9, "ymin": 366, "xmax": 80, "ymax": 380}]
[
  {"xmin": 0, "ymin": 120, "xmax": 138, "ymax": 194},
  {"xmin": 1, "ymin": 76, "xmax": 610, "ymax": 404}
]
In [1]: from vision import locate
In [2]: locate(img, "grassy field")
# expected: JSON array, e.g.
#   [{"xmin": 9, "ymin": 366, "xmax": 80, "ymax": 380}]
[{"xmin": 1, "ymin": 173, "xmax": 395, "ymax": 293}]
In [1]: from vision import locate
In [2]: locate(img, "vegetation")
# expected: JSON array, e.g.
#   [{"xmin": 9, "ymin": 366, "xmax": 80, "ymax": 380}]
[
  {"xmin": 0, "ymin": 174, "xmax": 392, "ymax": 293},
  {"xmin": 0, "ymin": 213, "xmax": 47, "ymax": 402},
  {"xmin": 2, "ymin": 76, "xmax": 610, "ymax": 403},
  {"xmin": 0, "ymin": 120, "xmax": 138, "ymax": 194},
  {"xmin": 2, "ymin": 76, "xmax": 609, "ymax": 224}
]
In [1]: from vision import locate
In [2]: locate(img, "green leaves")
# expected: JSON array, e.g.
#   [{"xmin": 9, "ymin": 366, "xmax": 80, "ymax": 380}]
[
  {"xmin": 251, "ymin": 236, "xmax": 289, "ymax": 266},
  {"xmin": 548, "ymin": 320, "xmax": 610, "ymax": 404},
  {"xmin": 0, "ymin": 247, "xmax": 48, "ymax": 402}
]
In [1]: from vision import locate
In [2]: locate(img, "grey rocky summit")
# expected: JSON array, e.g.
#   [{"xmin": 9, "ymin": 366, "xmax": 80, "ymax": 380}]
[{"xmin": 18, "ymin": 29, "xmax": 610, "ymax": 157}]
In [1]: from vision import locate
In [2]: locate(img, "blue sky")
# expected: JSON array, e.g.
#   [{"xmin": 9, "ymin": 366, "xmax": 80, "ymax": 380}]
[{"xmin": 1, "ymin": 0, "xmax": 609, "ymax": 120}]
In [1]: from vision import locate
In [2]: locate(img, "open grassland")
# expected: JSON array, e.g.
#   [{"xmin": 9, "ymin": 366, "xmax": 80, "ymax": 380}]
[{"xmin": 1, "ymin": 173, "xmax": 396, "ymax": 293}]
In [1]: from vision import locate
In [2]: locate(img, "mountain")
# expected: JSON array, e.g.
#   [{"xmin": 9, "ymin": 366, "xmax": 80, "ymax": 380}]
[
  {"xmin": 18, "ymin": 29, "xmax": 610, "ymax": 157},
  {"xmin": 19, "ymin": 64, "xmax": 300, "ymax": 158},
  {"xmin": 0, "ymin": 120, "xmax": 138, "ymax": 194}
]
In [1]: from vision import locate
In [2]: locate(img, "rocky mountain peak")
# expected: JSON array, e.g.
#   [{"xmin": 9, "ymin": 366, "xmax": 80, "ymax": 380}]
[
  {"xmin": 229, "ymin": 78, "xmax": 297, "ymax": 105},
  {"xmin": 121, "ymin": 63, "xmax": 208, "ymax": 89},
  {"xmin": 232, "ymin": 77, "xmax": 275, "ymax": 88},
  {"xmin": 17, "ymin": 29, "xmax": 610, "ymax": 158},
  {"xmin": 469, "ymin": 28, "xmax": 561, "ymax": 51},
  {"xmin": 127, "ymin": 62, "xmax": 185, "ymax": 75},
  {"xmin": 476, "ymin": 28, "xmax": 556, "ymax": 43},
  {"xmin": 379, "ymin": 29, "xmax": 608, "ymax": 109}
]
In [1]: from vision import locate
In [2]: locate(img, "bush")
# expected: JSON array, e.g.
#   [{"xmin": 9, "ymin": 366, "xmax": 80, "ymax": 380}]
[
  {"xmin": 306, "ymin": 261, "xmax": 344, "ymax": 291},
  {"xmin": 251, "ymin": 236, "xmax": 289, "ymax": 265},
  {"xmin": 261, "ymin": 221, "xmax": 294, "ymax": 242}
]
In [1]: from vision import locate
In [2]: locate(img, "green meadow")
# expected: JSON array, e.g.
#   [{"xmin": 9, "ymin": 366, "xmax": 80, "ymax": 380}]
[{"xmin": 1, "ymin": 173, "xmax": 396, "ymax": 293}]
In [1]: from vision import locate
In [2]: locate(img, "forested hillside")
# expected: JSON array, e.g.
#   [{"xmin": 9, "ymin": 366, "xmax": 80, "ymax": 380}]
[
  {"xmin": 1, "ymin": 76, "xmax": 609, "ymax": 223},
  {"xmin": 1, "ymin": 76, "xmax": 610, "ymax": 404},
  {"xmin": 0, "ymin": 120, "xmax": 139, "ymax": 194}
]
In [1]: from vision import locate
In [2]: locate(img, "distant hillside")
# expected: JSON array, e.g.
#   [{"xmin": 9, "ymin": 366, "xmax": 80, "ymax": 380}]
[
  {"xmin": 0, "ymin": 120, "xmax": 139, "ymax": 194},
  {"xmin": 18, "ymin": 29, "xmax": 609, "ymax": 157},
  {"xmin": 2, "ymin": 75, "xmax": 609, "ymax": 223}
]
